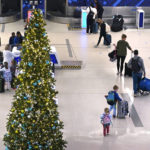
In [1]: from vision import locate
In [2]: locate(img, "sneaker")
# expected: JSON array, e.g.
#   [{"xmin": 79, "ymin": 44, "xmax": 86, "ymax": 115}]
[
  {"xmin": 117, "ymin": 72, "xmax": 120, "ymax": 75},
  {"xmin": 107, "ymin": 45, "xmax": 111, "ymax": 48},
  {"xmin": 94, "ymin": 45, "xmax": 98, "ymax": 48},
  {"xmin": 120, "ymin": 73, "xmax": 123, "ymax": 76}
]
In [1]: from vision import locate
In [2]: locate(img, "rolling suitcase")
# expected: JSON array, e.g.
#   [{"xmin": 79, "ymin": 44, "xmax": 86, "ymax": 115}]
[
  {"xmin": 117, "ymin": 101, "xmax": 129, "ymax": 118},
  {"xmin": 93, "ymin": 22, "xmax": 99, "ymax": 34},
  {"xmin": 124, "ymin": 63, "xmax": 132, "ymax": 77},
  {"xmin": 108, "ymin": 50, "xmax": 117, "ymax": 62},
  {"xmin": 104, "ymin": 34, "xmax": 111, "ymax": 46},
  {"xmin": 0, "ymin": 51, "xmax": 3, "ymax": 63},
  {"xmin": 0, "ymin": 77, "xmax": 5, "ymax": 93},
  {"xmin": 139, "ymin": 78, "xmax": 150, "ymax": 91}
]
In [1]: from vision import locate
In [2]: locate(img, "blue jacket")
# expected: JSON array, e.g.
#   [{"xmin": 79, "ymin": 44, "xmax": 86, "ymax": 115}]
[
  {"xmin": 114, "ymin": 91, "xmax": 122, "ymax": 102},
  {"xmin": 14, "ymin": 36, "xmax": 23, "ymax": 44},
  {"xmin": 9, "ymin": 36, "xmax": 16, "ymax": 45}
]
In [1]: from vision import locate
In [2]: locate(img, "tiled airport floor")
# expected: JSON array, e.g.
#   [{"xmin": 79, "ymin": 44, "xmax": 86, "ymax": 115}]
[{"xmin": 1, "ymin": 20, "xmax": 150, "ymax": 150}]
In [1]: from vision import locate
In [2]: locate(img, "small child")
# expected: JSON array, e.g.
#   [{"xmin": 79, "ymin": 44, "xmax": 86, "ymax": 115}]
[
  {"xmin": 0, "ymin": 62, "xmax": 12, "ymax": 90},
  {"xmin": 101, "ymin": 108, "xmax": 112, "ymax": 136},
  {"xmin": 109, "ymin": 85, "xmax": 122, "ymax": 118}
]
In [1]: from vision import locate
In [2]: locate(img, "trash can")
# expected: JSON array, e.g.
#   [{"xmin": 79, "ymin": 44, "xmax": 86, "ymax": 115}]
[{"xmin": 136, "ymin": 8, "xmax": 144, "ymax": 29}]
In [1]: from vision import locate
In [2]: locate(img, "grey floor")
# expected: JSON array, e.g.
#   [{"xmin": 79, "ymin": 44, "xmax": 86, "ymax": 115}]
[{"xmin": 1, "ymin": 21, "xmax": 150, "ymax": 150}]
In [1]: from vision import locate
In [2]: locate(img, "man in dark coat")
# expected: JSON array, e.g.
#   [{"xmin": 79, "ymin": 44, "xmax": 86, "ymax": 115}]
[{"xmin": 94, "ymin": 0, "xmax": 104, "ymax": 19}]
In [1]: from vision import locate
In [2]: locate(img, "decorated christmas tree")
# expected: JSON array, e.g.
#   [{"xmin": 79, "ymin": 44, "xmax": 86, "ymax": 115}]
[{"xmin": 4, "ymin": 9, "xmax": 67, "ymax": 150}]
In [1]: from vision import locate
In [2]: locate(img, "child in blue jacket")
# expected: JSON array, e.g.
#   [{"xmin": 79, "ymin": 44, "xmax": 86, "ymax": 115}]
[{"xmin": 109, "ymin": 85, "xmax": 122, "ymax": 118}]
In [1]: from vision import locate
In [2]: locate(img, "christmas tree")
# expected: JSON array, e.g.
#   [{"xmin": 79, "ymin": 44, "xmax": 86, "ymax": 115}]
[{"xmin": 4, "ymin": 9, "xmax": 67, "ymax": 150}]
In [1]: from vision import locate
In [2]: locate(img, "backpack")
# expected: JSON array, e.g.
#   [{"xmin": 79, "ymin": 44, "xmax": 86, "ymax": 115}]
[
  {"xmin": 103, "ymin": 114, "xmax": 111, "ymax": 125},
  {"xmin": 131, "ymin": 57, "xmax": 141, "ymax": 73},
  {"xmin": 105, "ymin": 22, "xmax": 110, "ymax": 33},
  {"xmin": 87, "ymin": 7, "xmax": 94, "ymax": 20},
  {"xmin": 106, "ymin": 91, "xmax": 115, "ymax": 105}
]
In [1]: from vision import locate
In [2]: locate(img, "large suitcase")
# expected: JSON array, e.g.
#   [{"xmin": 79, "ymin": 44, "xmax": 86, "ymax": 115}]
[
  {"xmin": 104, "ymin": 34, "xmax": 111, "ymax": 45},
  {"xmin": 139, "ymin": 78, "xmax": 150, "ymax": 91},
  {"xmin": 0, "ymin": 77, "xmax": 5, "ymax": 93},
  {"xmin": 93, "ymin": 22, "xmax": 99, "ymax": 34},
  {"xmin": 0, "ymin": 51, "xmax": 3, "ymax": 63},
  {"xmin": 124, "ymin": 63, "xmax": 132, "ymax": 77},
  {"xmin": 111, "ymin": 15, "xmax": 124, "ymax": 32},
  {"xmin": 74, "ymin": 8, "xmax": 81, "ymax": 18},
  {"xmin": 117, "ymin": 101, "xmax": 129, "ymax": 118}
]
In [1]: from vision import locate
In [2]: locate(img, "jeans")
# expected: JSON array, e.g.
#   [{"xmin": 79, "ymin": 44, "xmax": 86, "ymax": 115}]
[
  {"xmin": 117, "ymin": 56, "xmax": 126, "ymax": 73},
  {"xmin": 132, "ymin": 72, "xmax": 142, "ymax": 94},
  {"xmin": 86, "ymin": 19, "xmax": 94, "ymax": 33},
  {"xmin": 109, "ymin": 104, "xmax": 116, "ymax": 116}
]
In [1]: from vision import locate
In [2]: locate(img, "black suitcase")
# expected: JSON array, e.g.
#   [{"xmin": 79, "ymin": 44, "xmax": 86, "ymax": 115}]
[
  {"xmin": 108, "ymin": 50, "xmax": 117, "ymax": 62},
  {"xmin": 124, "ymin": 63, "xmax": 132, "ymax": 77},
  {"xmin": 0, "ymin": 77, "xmax": 5, "ymax": 93},
  {"xmin": 111, "ymin": 15, "xmax": 124, "ymax": 32},
  {"xmin": 74, "ymin": 8, "xmax": 81, "ymax": 18},
  {"xmin": 0, "ymin": 51, "xmax": 3, "ymax": 63}
]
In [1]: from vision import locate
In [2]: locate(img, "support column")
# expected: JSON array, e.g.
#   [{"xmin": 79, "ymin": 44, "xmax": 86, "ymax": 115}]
[
  {"xmin": 21, "ymin": 0, "xmax": 23, "ymax": 19},
  {"xmin": 65, "ymin": 0, "xmax": 68, "ymax": 16},
  {"xmin": 0, "ymin": 0, "xmax": 2, "ymax": 16}
]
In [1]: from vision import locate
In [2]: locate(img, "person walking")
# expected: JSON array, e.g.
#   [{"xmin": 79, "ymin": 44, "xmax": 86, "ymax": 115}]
[
  {"xmin": 94, "ymin": 0, "xmax": 104, "ymax": 19},
  {"xmin": 95, "ymin": 19, "xmax": 109, "ymax": 47},
  {"xmin": 86, "ymin": 3, "xmax": 97, "ymax": 34},
  {"xmin": 109, "ymin": 85, "xmax": 122, "ymax": 118},
  {"xmin": 116, "ymin": 34, "xmax": 133, "ymax": 76},
  {"xmin": 127, "ymin": 50, "xmax": 146, "ymax": 97}
]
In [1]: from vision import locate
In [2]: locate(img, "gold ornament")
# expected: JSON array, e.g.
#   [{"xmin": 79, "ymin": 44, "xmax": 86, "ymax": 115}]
[{"xmin": 15, "ymin": 130, "xmax": 18, "ymax": 134}]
